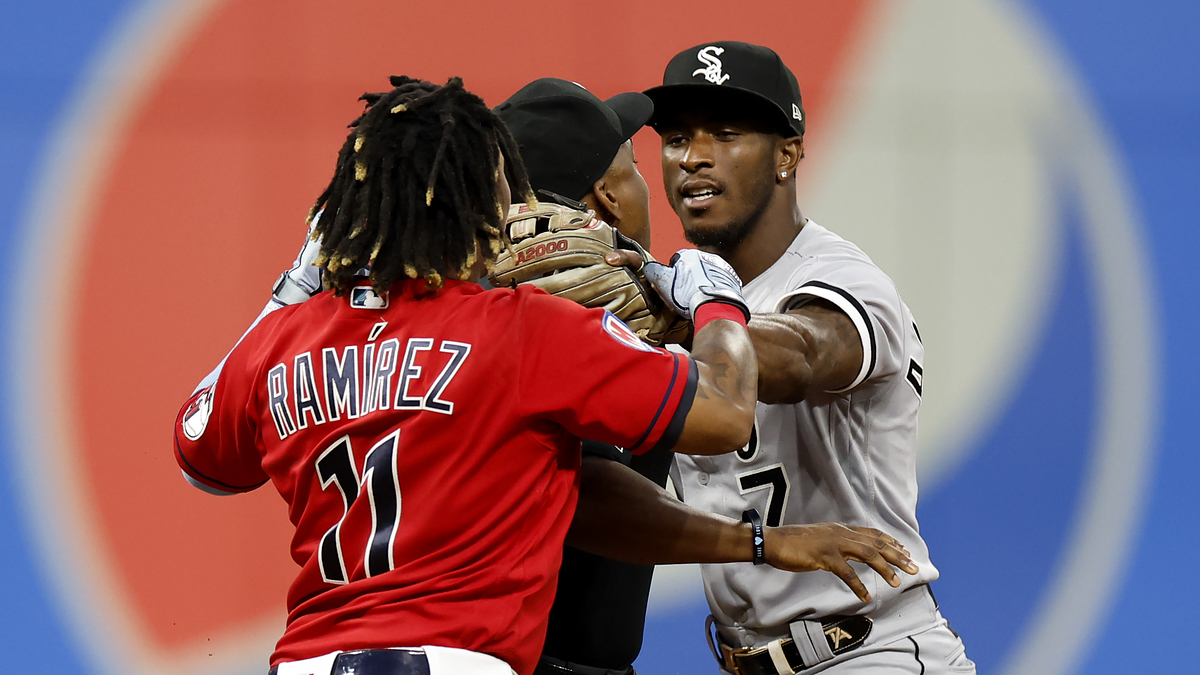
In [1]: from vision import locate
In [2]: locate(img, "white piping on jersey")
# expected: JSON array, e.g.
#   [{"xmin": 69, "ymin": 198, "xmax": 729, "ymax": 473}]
[
  {"xmin": 774, "ymin": 284, "xmax": 875, "ymax": 393},
  {"xmin": 181, "ymin": 469, "xmax": 235, "ymax": 496}
]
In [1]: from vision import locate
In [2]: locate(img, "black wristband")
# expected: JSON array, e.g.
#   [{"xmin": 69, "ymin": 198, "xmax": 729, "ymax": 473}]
[{"xmin": 742, "ymin": 508, "xmax": 765, "ymax": 565}]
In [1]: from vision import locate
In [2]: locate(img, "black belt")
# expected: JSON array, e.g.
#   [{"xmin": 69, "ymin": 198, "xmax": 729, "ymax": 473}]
[
  {"xmin": 712, "ymin": 615, "xmax": 873, "ymax": 675},
  {"xmin": 709, "ymin": 585, "xmax": 937, "ymax": 675},
  {"xmin": 534, "ymin": 655, "xmax": 635, "ymax": 675},
  {"xmin": 269, "ymin": 648, "xmax": 430, "ymax": 675}
]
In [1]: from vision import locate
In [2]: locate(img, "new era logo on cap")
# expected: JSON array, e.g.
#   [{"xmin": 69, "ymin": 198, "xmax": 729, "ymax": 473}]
[{"xmin": 793, "ymin": 103, "xmax": 803, "ymax": 122}]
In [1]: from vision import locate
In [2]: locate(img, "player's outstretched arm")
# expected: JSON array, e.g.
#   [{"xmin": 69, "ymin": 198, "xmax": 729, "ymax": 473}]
[
  {"xmin": 674, "ymin": 315, "xmax": 758, "ymax": 455},
  {"xmin": 641, "ymin": 250, "xmax": 758, "ymax": 456},
  {"xmin": 606, "ymin": 249, "xmax": 861, "ymax": 406},
  {"xmin": 566, "ymin": 457, "xmax": 918, "ymax": 603},
  {"xmin": 749, "ymin": 302, "xmax": 863, "ymax": 404}
]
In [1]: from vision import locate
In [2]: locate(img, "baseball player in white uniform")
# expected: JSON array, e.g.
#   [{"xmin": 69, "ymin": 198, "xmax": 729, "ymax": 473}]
[{"xmin": 642, "ymin": 41, "xmax": 977, "ymax": 674}]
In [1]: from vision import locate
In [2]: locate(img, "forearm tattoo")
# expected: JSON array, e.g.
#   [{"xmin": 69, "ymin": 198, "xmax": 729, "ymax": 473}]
[{"xmin": 694, "ymin": 322, "xmax": 757, "ymax": 407}]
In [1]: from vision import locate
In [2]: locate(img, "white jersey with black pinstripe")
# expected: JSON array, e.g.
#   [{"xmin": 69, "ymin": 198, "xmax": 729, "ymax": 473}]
[{"xmin": 673, "ymin": 220, "xmax": 938, "ymax": 628}]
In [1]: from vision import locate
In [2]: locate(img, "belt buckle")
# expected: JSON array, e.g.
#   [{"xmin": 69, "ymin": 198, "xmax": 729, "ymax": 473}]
[
  {"xmin": 723, "ymin": 640, "xmax": 790, "ymax": 675},
  {"xmin": 718, "ymin": 643, "xmax": 754, "ymax": 674}
]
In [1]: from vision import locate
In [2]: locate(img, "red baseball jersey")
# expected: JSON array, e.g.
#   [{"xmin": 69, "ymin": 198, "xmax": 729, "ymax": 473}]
[{"xmin": 173, "ymin": 279, "xmax": 696, "ymax": 675}]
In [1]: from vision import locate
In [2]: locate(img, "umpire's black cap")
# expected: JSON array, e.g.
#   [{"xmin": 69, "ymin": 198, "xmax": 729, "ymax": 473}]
[
  {"xmin": 495, "ymin": 78, "xmax": 653, "ymax": 201},
  {"xmin": 644, "ymin": 41, "xmax": 805, "ymax": 137}
]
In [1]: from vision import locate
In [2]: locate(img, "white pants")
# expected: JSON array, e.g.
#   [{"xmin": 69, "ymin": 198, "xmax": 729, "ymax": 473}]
[
  {"xmin": 274, "ymin": 646, "xmax": 516, "ymax": 675},
  {"xmin": 715, "ymin": 588, "xmax": 976, "ymax": 675}
]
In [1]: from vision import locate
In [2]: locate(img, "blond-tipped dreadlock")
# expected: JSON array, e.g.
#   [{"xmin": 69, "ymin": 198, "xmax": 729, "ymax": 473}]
[{"xmin": 310, "ymin": 75, "xmax": 533, "ymax": 295}]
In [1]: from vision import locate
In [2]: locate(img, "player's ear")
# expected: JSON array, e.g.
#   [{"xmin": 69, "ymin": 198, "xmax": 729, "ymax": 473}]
[
  {"xmin": 584, "ymin": 178, "xmax": 621, "ymax": 225},
  {"xmin": 776, "ymin": 136, "xmax": 803, "ymax": 182}
]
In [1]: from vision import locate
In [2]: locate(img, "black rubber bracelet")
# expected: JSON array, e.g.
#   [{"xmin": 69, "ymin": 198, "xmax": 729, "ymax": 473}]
[{"xmin": 742, "ymin": 508, "xmax": 765, "ymax": 565}]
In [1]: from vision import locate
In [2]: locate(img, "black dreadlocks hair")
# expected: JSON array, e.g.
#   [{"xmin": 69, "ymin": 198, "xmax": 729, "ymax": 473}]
[{"xmin": 310, "ymin": 75, "xmax": 533, "ymax": 295}]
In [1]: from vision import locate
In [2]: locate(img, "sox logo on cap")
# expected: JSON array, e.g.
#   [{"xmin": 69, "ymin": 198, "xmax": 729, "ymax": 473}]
[{"xmin": 692, "ymin": 46, "xmax": 730, "ymax": 85}]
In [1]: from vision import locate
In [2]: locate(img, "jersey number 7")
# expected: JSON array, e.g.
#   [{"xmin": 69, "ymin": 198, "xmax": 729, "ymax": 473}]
[
  {"xmin": 737, "ymin": 463, "xmax": 790, "ymax": 527},
  {"xmin": 314, "ymin": 430, "xmax": 402, "ymax": 584}
]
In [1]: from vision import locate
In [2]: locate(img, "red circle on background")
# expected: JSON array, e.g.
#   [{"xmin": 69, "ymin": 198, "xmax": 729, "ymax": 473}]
[{"xmin": 72, "ymin": 0, "xmax": 874, "ymax": 657}]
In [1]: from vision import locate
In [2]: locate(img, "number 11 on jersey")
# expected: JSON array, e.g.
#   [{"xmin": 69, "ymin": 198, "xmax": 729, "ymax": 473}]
[{"xmin": 314, "ymin": 430, "xmax": 402, "ymax": 584}]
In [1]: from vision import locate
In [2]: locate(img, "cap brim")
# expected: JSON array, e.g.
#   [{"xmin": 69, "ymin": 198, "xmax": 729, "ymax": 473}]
[
  {"xmin": 603, "ymin": 92, "xmax": 654, "ymax": 142},
  {"xmin": 643, "ymin": 84, "xmax": 795, "ymax": 136}
]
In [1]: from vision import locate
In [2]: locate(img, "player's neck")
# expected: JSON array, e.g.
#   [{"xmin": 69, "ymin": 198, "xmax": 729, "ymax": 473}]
[
  {"xmin": 467, "ymin": 237, "xmax": 488, "ymax": 284},
  {"xmin": 720, "ymin": 192, "xmax": 805, "ymax": 285}
]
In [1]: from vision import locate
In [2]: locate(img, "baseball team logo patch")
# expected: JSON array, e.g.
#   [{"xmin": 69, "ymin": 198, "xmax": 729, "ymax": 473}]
[
  {"xmin": 350, "ymin": 286, "xmax": 389, "ymax": 309},
  {"xmin": 181, "ymin": 386, "xmax": 214, "ymax": 440},
  {"xmin": 601, "ymin": 311, "xmax": 658, "ymax": 353},
  {"xmin": 693, "ymin": 45, "xmax": 730, "ymax": 84}
]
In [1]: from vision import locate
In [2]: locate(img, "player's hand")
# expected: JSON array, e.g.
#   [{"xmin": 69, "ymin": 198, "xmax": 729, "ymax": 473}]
[
  {"xmin": 272, "ymin": 212, "xmax": 326, "ymax": 305},
  {"xmin": 641, "ymin": 249, "xmax": 750, "ymax": 323},
  {"xmin": 605, "ymin": 249, "xmax": 645, "ymax": 269},
  {"xmin": 763, "ymin": 523, "xmax": 919, "ymax": 603}
]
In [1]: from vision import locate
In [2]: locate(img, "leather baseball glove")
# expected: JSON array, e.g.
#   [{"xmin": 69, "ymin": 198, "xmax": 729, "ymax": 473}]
[{"xmin": 489, "ymin": 197, "xmax": 689, "ymax": 346}]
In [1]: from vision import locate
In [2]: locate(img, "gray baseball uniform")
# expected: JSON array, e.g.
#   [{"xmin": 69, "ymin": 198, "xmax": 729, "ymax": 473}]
[{"xmin": 672, "ymin": 220, "xmax": 975, "ymax": 673}]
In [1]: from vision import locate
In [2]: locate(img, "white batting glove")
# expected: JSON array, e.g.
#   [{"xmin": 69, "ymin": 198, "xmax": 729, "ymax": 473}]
[
  {"xmin": 643, "ymin": 249, "xmax": 749, "ymax": 323},
  {"xmin": 271, "ymin": 211, "xmax": 326, "ymax": 305}
]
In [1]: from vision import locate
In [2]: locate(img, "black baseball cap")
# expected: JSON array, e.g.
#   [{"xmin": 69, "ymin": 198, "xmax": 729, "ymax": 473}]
[
  {"xmin": 495, "ymin": 78, "xmax": 653, "ymax": 201},
  {"xmin": 644, "ymin": 41, "xmax": 805, "ymax": 137}
]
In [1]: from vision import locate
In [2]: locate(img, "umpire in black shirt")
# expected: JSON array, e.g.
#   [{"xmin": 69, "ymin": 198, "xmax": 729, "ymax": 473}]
[{"xmin": 495, "ymin": 78, "xmax": 667, "ymax": 675}]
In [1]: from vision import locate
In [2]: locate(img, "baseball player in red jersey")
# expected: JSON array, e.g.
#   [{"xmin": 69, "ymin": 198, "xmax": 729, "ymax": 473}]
[{"xmin": 174, "ymin": 75, "xmax": 766, "ymax": 675}]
